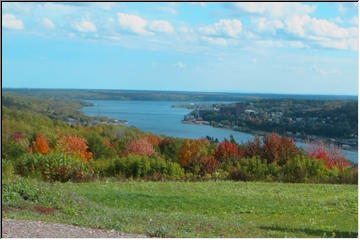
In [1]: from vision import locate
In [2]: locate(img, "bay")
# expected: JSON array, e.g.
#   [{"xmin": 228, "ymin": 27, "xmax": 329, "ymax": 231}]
[{"xmin": 82, "ymin": 100, "xmax": 358, "ymax": 163}]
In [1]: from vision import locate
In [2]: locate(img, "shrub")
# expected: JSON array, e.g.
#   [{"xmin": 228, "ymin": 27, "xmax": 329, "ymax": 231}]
[
  {"xmin": 230, "ymin": 157, "xmax": 273, "ymax": 181},
  {"xmin": 280, "ymin": 155, "xmax": 329, "ymax": 183},
  {"xmin": 2, "ymin": 159, "xmax": 15, "ymax": 182},
  {"xmin": 2, "ymin": 141, "xmax": 27, "ymax": 160},
  {"xmin": 159, "ymin": 137, "xmax": 183, "ymax": 162},
  {"xmin": 118, "ymin": 154, "xmax": 151, "ymax": 178},
  {"xmin": 88, "ymin": 159, "xmax": 116, "ymax": 177},
  {"xmin": 16, "ymin": 152, "xmax": 93, "ymax": 182},
  {"xmin": 149, "ymin": 156, "xmax": 168, "ymax": 176},
  {"xmin": 84, "ymin": 133, "xmax": 107, "ymax": 159},
  {"xmin": 165, "ymin": 162, "xmax": 184, "ymax": 179},
  {"xmin": 336, "ymin": 166, "xmax": 358, "ymax": 184}
]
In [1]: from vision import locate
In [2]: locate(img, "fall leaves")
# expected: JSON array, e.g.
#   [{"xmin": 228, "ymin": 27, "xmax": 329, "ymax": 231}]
[
  {"xmin": 25, "ymin": 131, "xmax": 352, "ymax": 175},
  {"xmin": 32, "ymin": 134, "xmax": 92, "ymax": 162}
]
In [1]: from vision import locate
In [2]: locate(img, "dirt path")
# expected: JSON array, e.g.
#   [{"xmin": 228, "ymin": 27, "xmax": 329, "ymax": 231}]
[{"xmin": 2, "ymin": 219, "xmax": 145, "ymax": 238}]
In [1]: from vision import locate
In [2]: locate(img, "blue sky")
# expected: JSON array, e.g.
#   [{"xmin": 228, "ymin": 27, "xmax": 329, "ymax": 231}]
[{"xmin": 2, "ymin": 2, "xmax": 358, "ymax": 95}]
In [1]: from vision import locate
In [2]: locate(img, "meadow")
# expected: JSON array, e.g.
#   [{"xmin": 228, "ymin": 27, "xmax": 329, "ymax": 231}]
[{"xmin": 3, "ymin": 177, "xmax": 358, "ymax": 238}]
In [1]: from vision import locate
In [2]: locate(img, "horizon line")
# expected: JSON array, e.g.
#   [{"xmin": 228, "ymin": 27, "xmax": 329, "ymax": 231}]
[{"xmin": 2, "ymin": 86, "xmax": 358, "ymax": 97}]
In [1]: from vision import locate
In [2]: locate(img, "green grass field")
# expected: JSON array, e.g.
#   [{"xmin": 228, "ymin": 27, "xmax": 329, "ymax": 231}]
[{"xmin": 2, "ymin": 179, "xmax": 358, "ymax": 237}]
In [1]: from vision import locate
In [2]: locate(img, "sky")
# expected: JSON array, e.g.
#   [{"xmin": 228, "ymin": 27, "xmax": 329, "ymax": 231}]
[{"xmin": 2, "ymin": 2, "xmax": 359, "ymax": 95}]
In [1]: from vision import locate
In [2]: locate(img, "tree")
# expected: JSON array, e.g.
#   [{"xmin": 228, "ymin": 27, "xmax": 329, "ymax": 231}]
[
  {"xmin": 214, "ymin": 140, "xmax": 242, "ymax": 163},
  {"xmin": 57, "ymin": 135, "xmax": 92, "ymax": 162},
  {"xmin": 178, "ymin": 138, "xmax": 216, "ymax": 174},
  {"xmin": 124, "ymin": 137, "xmax": 155, "ymax": 156},
  {"xmin": 309, "ymin": 143, "xmax": 349, "ymax": 170},
  {"xmin": 32, "ymin": 134, "xmax": 49, "ymax": 154}
]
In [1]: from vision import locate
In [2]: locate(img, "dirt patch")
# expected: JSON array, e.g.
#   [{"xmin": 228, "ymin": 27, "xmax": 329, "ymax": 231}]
[
  {"xmin": 33, "ymin": 205, "xmax": 56, "ymax": 214},
  {"xmin": 2, "ymin": 219, "xmax": 145, "ymax": 238}
]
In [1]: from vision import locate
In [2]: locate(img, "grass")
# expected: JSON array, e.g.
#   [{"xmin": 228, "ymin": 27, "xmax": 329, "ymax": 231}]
[{"xmin": 2, "ymin": 177, "xmax": 358, "ymax": 237}]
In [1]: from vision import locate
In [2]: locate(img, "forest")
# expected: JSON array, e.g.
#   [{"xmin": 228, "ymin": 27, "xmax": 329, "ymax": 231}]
[{"xmin": 2, "ymin": 93, "xmax": 357, "ymax": 184}]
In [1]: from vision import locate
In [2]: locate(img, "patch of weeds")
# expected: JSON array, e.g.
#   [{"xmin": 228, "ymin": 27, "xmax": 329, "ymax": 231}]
[{"xmin": 146, "ymin": 219, "xmax": 170, "ymax": 237}]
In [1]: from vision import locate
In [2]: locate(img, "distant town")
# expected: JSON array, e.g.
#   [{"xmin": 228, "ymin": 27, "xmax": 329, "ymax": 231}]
[{"xmin": 176, "ymin": 99, "xmax": 357, "ymax": 149}]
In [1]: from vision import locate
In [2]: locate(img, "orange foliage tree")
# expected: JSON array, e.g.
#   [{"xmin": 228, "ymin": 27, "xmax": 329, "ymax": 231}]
[
  {"xmin": 57, "ymin": 135, "xmax": 92, "ymax": 162},
  {"xmin": 32, "ymin": 134, "xmax": 50, "ymax": 154},
  {"xmin": 144, "ymin": 134, "xmax": 161, "ymax": 146},
  {"xmin": 178, "ymin": 139, "xmax": 217, "ymax": 174}
]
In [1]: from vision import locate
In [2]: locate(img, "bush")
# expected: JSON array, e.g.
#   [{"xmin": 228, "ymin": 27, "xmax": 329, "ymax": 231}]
[
  {"xmin": 118, "ymin": 154, "xmax": 151, "ymax": 178},
  {"xmin": 88, "ymin": 158, "xmax": 116, "ymax": 177},
  {"xmin": 149, "ymin": 156, "xmax": 167, "ymax": 176},
  {"xmin": 230, "ymin": 157, "xmax": 275, "ymax": 181},
  {"xmin": 165, "ymin": 162, "xmax": 184, "ymax": 179},
  {"xmin": 2, "ymin": 159, "xmax": 15, "ymax": 182},
  {"xmin": 16, "ymin": 152, "xmax": 93, "ymax": 182},
  {"xmin": 280, "ymin": 155, "xmax": 329, "ymax": 183},
  {"xmin": 336, "ymin": 166, "xmax": 358, "ymax": 184},
  {"xmin": 2, "ymin": 141, "xmax": 27, "ymax": 160},
  {"xmin": 159, "ymin": 137, "xmax": 183, "ymax": 162}
]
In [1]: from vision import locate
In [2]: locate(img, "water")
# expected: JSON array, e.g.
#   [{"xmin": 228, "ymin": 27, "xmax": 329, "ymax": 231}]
[{"xmin": 82, "ymin": 100, "xmax": 358, "ymax": 163}]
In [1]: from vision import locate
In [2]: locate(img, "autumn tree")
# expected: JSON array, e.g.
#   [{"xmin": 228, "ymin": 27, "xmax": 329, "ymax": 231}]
[
  {"xmin": 124, "ymin": 137, "xmax": 155, "ymax": 156},
  {"xmin": 309, "ymin": 143, "xmax": 349, "ymax": 170},
  {"xmin": 32, "ymin": 134, "xmax": 50, "ymax": 154},
  {"xmin": 214, "ymin": 140, "xmax": 242, "ymax": 163},
  {"xmin": 262, "ymin": 133, "xmax": 299, "ymax": 165},
  {"xmin": 57, "ymin": 135, "xmax": 92, "ymax": 162},
  {"xmin": 178, "ymin": 139, "xmax": 216, "ymax": 175}
]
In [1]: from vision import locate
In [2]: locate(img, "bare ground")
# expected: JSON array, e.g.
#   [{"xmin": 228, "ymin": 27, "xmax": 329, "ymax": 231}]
[{"xmin": 2, "ymin": 219, "xmax": 145, "ymax": 238}]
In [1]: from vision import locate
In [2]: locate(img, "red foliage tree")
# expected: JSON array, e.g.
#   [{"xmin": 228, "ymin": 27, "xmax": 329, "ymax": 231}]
[
  {"xmin": 32, "ymin": 134, "xmax": 50, "ymax": 154},
  {"xmin": 124, "ymin": 138, "xmax": 155, "ymax": 156},
  {"xmin": 57, "ymin": 135, "xmax": 92, "ymax": 162},
  {"xmin": 214, "ymin": 140, "xmax": 242, "ymax": 163},
  {"xmin": 261, "ymin": 133, "xmax": 299, "ymax": 164},
  {"xmin": 309, "ymin": 143, "xmax": 349, "ymax": 170},
  {"xmin": 243, "ymin": 136, "xmax": 262, "ymax": 158}
]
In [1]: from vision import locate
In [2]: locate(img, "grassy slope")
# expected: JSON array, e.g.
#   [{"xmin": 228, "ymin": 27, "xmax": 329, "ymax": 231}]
[{"xmin": 3, "ymin": 180, "xmax": 358, "ymax": 237}]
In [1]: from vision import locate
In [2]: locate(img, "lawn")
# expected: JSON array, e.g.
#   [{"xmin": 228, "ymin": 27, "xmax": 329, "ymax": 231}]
[{"xmin": 2, "ymin": 179, "xmax": 358, "ymax": 237}]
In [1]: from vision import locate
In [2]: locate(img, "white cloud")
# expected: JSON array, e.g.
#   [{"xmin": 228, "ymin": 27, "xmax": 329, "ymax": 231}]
[
  {"xmin": 91, "ymin": 2, "xmax": 116, "ymax": 10},
  {"xmin": 201, "ymin": 36, "xmax": 228, "ymax": 46},
  {"xmin": 199, "ymin": 19, "xmax": 242, "ymax": 38},
  {"xmin": 42, "ymin": 17, "xmax": 55, "ymax": 29},
  {"xmin": 150, "ymin": 20, "xmax": 174, "ymax": 34},
  {"xmin": 285, "ymin": 14, "xmax": 357, "ymax": 50},
  {"xmin": 2, "ymin": 14, "xmax": 24, "ymax": 30},
  {"xmin": 312, "ymin": 66, "xmax": 339, "ymax": 76},
  {"xmin": 158, "ymin": 6, "xmax": 178, "ymax": 15},
  {"xmin": 189, "ymin": 2, "xmax": 206, "ymax": 7},
  {"xmin": 252, "ymin": 17, "xmax": 283, "ymax": 34},
  {"xmin": 334, "ymin": 16, "xmax": 343, "ymax": 24},
  {"xmin": 288, "ymin": 41, "xmax": 308, "ymax": 49},
  {"xmin": 72, "ymin": 19, "xmax": 96, "ymax": 32},
  {"xmin": 117, "ymin": 13, "xmax": 149, "ymax": 35},
  {"xmin": 174, "ymin": 61, "xmax": 185, "ymax": 68},
  {"xmin": 350, "ymin": 16, "xmax": 358, "ymax": 26},
  {"xmin": 233, "ymin": 2, "xmax": 315, "ymax": 18}
]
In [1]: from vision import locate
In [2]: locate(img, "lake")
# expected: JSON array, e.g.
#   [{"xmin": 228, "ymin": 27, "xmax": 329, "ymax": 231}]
[{"xmin": 82, "ymin": 100, "xmax": 358, "ymax": 163}]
